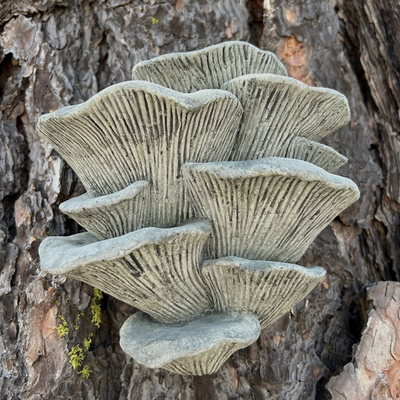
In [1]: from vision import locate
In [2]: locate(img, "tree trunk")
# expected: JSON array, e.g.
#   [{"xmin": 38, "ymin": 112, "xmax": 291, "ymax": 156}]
[
  {"xmin": 1, "ymin": 0, "xmax": 399, "ymax": 399},
  {"xmin": 327, "ymin": 281, "xmax": 400, "ymax": 399}
]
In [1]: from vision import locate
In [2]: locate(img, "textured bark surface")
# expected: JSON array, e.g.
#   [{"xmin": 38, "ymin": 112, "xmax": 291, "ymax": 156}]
[
  {"xmin": 327, "ymin": 281, "xmax": 400, "ymax": 399},
  {"xmin": 0, "ymin": 0, "xmax": 399, "ymax": 399}
]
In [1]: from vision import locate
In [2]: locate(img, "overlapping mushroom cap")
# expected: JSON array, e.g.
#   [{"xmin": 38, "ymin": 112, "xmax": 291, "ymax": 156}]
[
  {"xmin": 38, "ymin": 41, "xmax": 359, "ymax": 376},
  {"xmin": 37, "ymin": 42, "xmax": 352, "ymax": 236},
  {"xmin": 37, "ymin": 82, "xmax": 244, "ymax": 230},
  {"xmin": 131, "ymin": 41, "xmax": 288, "ymax": 92},
  {"xmin": 120, "ymin": 311, "xmax": 261, "ymax": 375}
]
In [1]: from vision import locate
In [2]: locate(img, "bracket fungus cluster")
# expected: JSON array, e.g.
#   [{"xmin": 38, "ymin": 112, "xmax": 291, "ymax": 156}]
[{"xmin": 38, "ymin": 42, "xmax": 360, "ymax": 376}]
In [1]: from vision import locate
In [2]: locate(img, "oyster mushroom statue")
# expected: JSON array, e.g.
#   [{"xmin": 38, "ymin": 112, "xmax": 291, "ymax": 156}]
[{"xmin": 38, "ymin": 41, "xmax": 360, "ymax": 376}]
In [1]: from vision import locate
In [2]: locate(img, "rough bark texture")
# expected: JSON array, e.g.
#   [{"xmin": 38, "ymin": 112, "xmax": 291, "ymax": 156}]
[
  {"xmin": 0, "ymin": 0, "xmax": 399, "ymax": 399},
  {"xmin": 327, "ymin": 281, "xmax": 400, "ymax": 399}
]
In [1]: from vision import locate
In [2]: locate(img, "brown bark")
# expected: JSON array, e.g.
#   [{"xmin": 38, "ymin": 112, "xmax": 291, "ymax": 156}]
[
  {"xmin": 327, "ymin": 281, "xmax": 400, "ymax": 399},
  {"xmin": 0, "ymin": 0, "xmax": 399, "ymax": 399}
]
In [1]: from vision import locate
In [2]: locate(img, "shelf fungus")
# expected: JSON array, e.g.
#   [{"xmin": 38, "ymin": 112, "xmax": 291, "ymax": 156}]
[
  {"xmin": 221, "ymin": 74, "xmax": 350, "ymax": 161},
  {"xmin": 37, "ymin": 82, "xmax": 243, "ymax": 228},
  {"xmin": 59, "ymin": 181, "xmax": 150, "ymax": 239},
  {"xmin": 40, "ymin": 221, "xmax": 212, "ymax": 323},
  {"xmin": 285, "ymin": 137, "xmax": 348, "ymax": 173},
  {"xmin": 131, "ymin": 41, "xmax": 288, "ymax": 92},
  {"xmin": 183, "ymin": 158, "xmax": 359, "ymax": 263},
  {"xmin": 200, "ymin": 257, "xmax": 326, "ymax": 328},
  {"xmin": 120, "ymin": 311, "xmax": 261, "ymax": 375},
  {"xmin": 38, "ymin": 41, "xmax": 360, "ymax": 376}
]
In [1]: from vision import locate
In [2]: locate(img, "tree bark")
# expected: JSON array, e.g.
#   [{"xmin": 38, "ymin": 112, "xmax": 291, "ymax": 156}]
[
  {"xmin": 1, "ymin": 0, "xmax": 399, "ymax": 399},
  {"xmin": 327, "ymin": 281, "xmax": 400, "ymax": 399}
]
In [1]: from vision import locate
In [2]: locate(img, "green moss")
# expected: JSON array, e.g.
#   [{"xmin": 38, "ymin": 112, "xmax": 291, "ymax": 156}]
[
  {"xmin": 91, "ymin": 303, "xmax": 101, "ymax": 327},
  {"xmin": 78, "ymin": 364, "xmax": 92, "ymax": 379},
  {"xmin": 61, "ymin": 289, "xmax": 103, "ymax": 377},
  {"xmin": 90, "ymin": 289, "xmax": 103, "ymax": 328},
  {"xmin": 83, "ymin": 334, "xmax": 93, "ymax": 351},
  {"xmin": 55, "ymin": 320, "xmax": 69, "ymax": 338},
  {"xmin": 93, "ymin": 288, "xmax": 103, "ymax": 301},
  {"xmin": 69, "ymin": 345, "xmax": 85, "ymax": 370},
  {"xmin": 74, "ymin": 312, "xmax": 83, "ymax": 331}
]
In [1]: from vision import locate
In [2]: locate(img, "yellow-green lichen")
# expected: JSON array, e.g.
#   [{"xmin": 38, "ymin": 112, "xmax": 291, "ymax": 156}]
[
  {"xmin": 69, "ymin": 345, "xmax": 85, "ymax": 370},
  {"xmin": 151, "ymin": 17, "xmax": 159, "ymax": 25},
  {"xmin": 93, "ymin": 288, "xmax": 103, "ymax": 301},
  {"xmin": 91, "ymin": 303, "xmax": 101, "ymax": 327},
  {"xmin": 90, "ymin": 288, "xmax": 103, "ymax": 328},
  {"xmin": 55, "ymin": 315, "xmax": 69, "ymax": 338},
  {"xmin": 83, "ymin": 334, "xmax": 93, "ymax": 351},
  {"xmin": 78, "ymin": 364, "xmax": 92, "ymax": 379},
  {"xmin": 61, "ymin": 289, "xmax": 103, "ymax": 378},
  {"xmin": 74, "ymin": 312, "xmax": 83, "ymax": 331}
]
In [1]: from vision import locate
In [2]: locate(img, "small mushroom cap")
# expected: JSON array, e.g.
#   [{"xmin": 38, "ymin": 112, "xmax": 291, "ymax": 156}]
[{"xmin": 120, "ymin": 311, "xmax": 261, "ymax": 368}]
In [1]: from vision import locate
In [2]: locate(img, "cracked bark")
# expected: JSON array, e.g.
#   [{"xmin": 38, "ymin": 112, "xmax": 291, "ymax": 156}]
[
  {"xmin": 0, "ymin": 0, "xmax": 399, "ymax": 399},
  {"xmin": 327, "ymin": 281, "xmax": 400, "ymax": 399}
]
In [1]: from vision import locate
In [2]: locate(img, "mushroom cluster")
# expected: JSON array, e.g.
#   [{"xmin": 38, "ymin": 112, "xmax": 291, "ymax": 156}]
[{"xmin": 38, "ymin": 42, "xmax": 359, "ymax": 375}]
